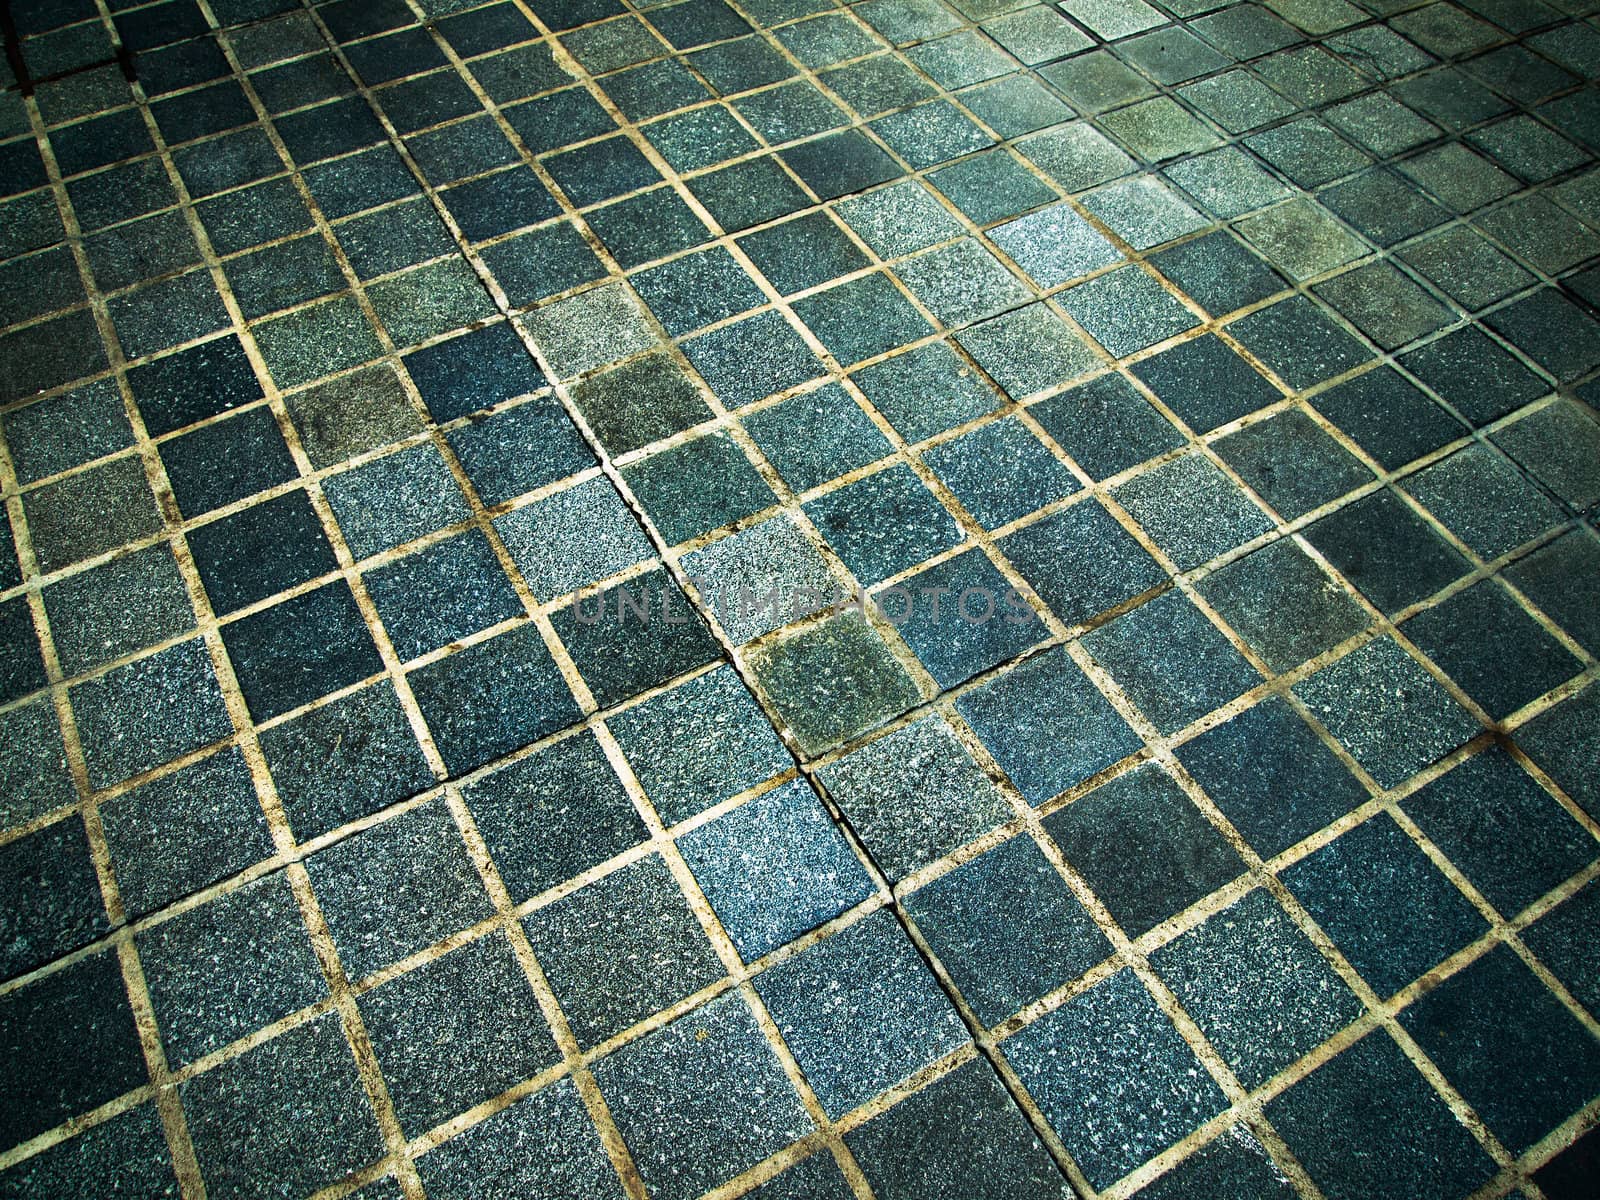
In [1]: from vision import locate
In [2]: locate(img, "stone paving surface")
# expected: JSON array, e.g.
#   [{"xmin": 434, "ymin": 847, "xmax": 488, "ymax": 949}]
[{"xmin": 1, "ymin": 0, "xmax": 1599, "ymax": 1193}]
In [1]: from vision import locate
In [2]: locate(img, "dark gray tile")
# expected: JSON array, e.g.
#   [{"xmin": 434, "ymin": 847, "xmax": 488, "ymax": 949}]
[
  {"xmin": 594, "ymin": 992, "xmax": 812, "ymax": 1200},
  {"xmin": 819, "ymin": 713, "xmax": 1012, "ymax": 880},
  {"xmin": 522, "ymin": 854, "xmax": 723, "ymax": 1046},
  {"xmin": 306, "ymin": 800, "xmax": 496, "ymax": 980},
  {"xmin": 181, "ymin": 1014, "xmax": 385, "ymax": 1199},
  {"xmin": 755, "ymin": 910, "xmax": 969, "ymax": 1117}
]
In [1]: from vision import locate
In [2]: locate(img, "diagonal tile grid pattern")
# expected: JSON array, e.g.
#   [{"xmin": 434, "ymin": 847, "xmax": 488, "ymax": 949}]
[{"xmin": 2, "ymin": 0, "xmax": 1600, "ymax": 1192}]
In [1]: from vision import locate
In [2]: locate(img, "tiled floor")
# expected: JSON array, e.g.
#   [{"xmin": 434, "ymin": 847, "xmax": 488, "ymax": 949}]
[{"xmin": 2, "ymin": 0, "xmax": 1599, "ymax": 1193}]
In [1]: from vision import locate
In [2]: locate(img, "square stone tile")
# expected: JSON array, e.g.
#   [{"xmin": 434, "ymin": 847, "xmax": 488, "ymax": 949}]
[
  {"xmin": 99, "ymin": 747, "xmax": 273, "ymax": 918},
  {"xmin": 1, "ymin": 378, "xmax": 132, "ymax": 485},
  {"xmin": 683, "ymin": 310, "xmax": 825, "ymax": 411},
  {"xmin": 1399, "ymin": 326, "xmax": 1548, "ymax": 428},
  {"xmin": 1485, "ymin": 289, "xmax": 1600, "ymax": 384},
  {"xmin": 495, "ymin": 476, "xmax": 654, "ymax": 602},
  {"xmin": 1043, "ymin": 764, "xmax": 1244, "ymax": 937},
  {"xmin": 1403, "ymin": 746, "xmax": 1593, "ymax": 918},
  {"xmin": 1029, "ymin": 374, "xmax": 1185, "ymax": 481},
  {"xmin": 568, "ymin": 353, "xmax": 712, "ymax": 460},
  {"xmin": 140, "ymin": 871, "xmax": 325, "ymax": 1066},
  {"xmin": 0, "ymin": 1105, "xmax": 175, "ymax": 1196},
  {"xmin": 365, "ymin": 531, "xmax": 523, "ymax": 661},
  {"xmin": 1114, "ymin": 452, "xmax": 1275, "ymax": 572},
  {"xmin": 1152, "ymin": 887, "xmax": 1362, "ymax": 1087},
  {"xmin": 69, "ymin": 637, "xmax": 233, "ymax": 789},
  {"xmin": 1226, "ymin": 296, "xmax": 1375, "ymax": 391},
  {"xmin": 870, "ymin": 101, "xmax": 993, "ymax": 170},
  {"xmin": 1294, "ymin": 636, "xmax": 1478, "ymax": 788},
  {"xmin": 520, "ymin": 282, "xmax": 659, "ymax": 380},
  {"xmin": 0, "ymin": 700, "xmax": 74, "ymax": 835},
  {"xmin": 957, "ymin": 645, "xmax": 1141, "ymax": 805},
  {"xmin": 987, "ymin": 204, "xmax": 1122, "ymax": 290},
  {"xmin": 846, "ymin": 1059, "xmax": 1073, "ymax": 1200},
  {"xmin": 446, "ymin": 395, "xmax": 595, "ymax": 505},
  {"xmin": 755, "ymin": 910, "xmax": 969, "ymax": 1116},
  {"xmin": 415, "ymin": 1078, "xmax": 625, "ymax": 1199},
  {"xmin": 1132, "ymin": 334, "xmax": 1281, "ymax": 434},
  {"xmin": 1400, "ymin": 945, "xmax": 1600, "ymax": 1154},
  {"xmin": 924, "ymin": 416, "xmax": 1078, "ymax": 529},
  {"xmin": 682, "ymin": 514, "xmax": 836, "ymax": 644},
  {"xmin": 895, "ymin": 240, "xmax": 1032, "ymax": 329},
  {"xmin": 43, "ymin": 543, "xmax": 195, "ymax": 676},
  {"xmin": 623, "ymin": 432, "xmax": 777, "ymax": 546},
  {"xmin": 0, "ymin": 951, "xmax": 146, "ymax": 1150},
  {"xmin": 835, "ymin": 179, "xmax": 965, "ymax": 259},
  {"xmin": 1403, "ymin": 580, "xmax": 1581, "ymax": 719},
  {"xmin": 818, "ymin": 713, "xmax": 1012, "ymax": 879},
  {"xmin": 0, "ymin": 816, "xmax": 107, "ymax": 981},
  {"xmin": 1314, "ymin": 262, "xmax": 1453, "ymax": 352},
  {"xmin": 1265, "ymin": 1032, "xmax": 1494, "ymax": 1200},
  {"xmin": 464, "ymin": 729, "xmax": 646, "ymax": 901},
  {"xmin": 1198, "ymin": 536, "xmax": 1371, "ymax": 672},
  {"xmin": 738, "ymin": 211, "xmax": 869, "ymax": 298},
  {"xmin": 21, "ymin": 455, "xmax": 162, "ymax": 575},
  {"xmin": 956, "ymin": 303, "xmax": 1101, "ymax": 400},
  {"xmin": 402, "ymin": 322, "xmax": 547, "ymax": 423},
  {"xmin": 886, "ymin": 548, "xmax": 1047, "ymax": 688},
  {"xmin": 608, "ymin": 664, "xmax": 788, "ymax": 823},
  {"xmin": 998, "ymin": 497, "xmax": 1164, "ymax": 626},
  {"xmin": 1280, "ymin": 812, "xmax": 1486, "ymax": 996},
  {"xmin": 804, "ymin": 464, "xmax": 964, "ymax": 587},
  {"xmin": 1004, "ymin": 968, "xmax": 1226, "ymax": 1189},
  {"xmin": 406, "ymin": 627, "xmax": 570, "ymax": 773},
  {"xmin": 1061, "ymin": 267, "xmax": 1200, "ymax": 358},
  {"xmin": 1015, "ymin": 116, "xmax": 1139, "ymax": 199},
  {"xmin": 1181, "ymin": 69, "xmax": 1297, "ymax": 133},
  {"xmin": 779, "ymin": 128, "xmax": 902, "ymax": 199},
  {"xmin": 750, "ymin": 610, "xmax": 922, "ymax": 756},
  {"xmin": 1402, "ymin": 444, "xmax": 1564, "ymax": 560},
  {"xmin": 1505, "ymin": 530, "xmax": 1600, "ymax": 657},
  {"xmin": 258, "ymin": 681, "xmax": 433, "ymax": 843},
  {"xmin": 929, "ymin": 149, "xmax": 1059, "ymax": 226},
  {"xmin": 790, "ymin": 273, "xmax": 933, "ymax": 367},
  {"xmin": 851, "ymin": 341, "xmax": 1003, "ymax": 444},
  {"xmin": 593, "ymin": 992, "xmax": 812, "ymax": 1200},
  {"xmin": 1237, "ymin": 199, "xmax": 1368, "ymax": 283},
  {"xmin": 523, "ymin": 853, "xmax": 724, "ymax": 1046},
  {"xmin": 1320, "ymin": 168, "xmax": 1452, "ymax": 248},
  {"xmin": 1163, "ymin": 145, "xmax": 1294, "ymax": 219},
  {"xmin": 221, "ymin": 581, "xmax": 385, "ymax": 723},
  {"xmin": 1214, "ymin": 408, "xmax": 1372, "ymax": 519},
  {"xmin": 359, "ymin": 933, "xmax": 560, "ymax": 1135},
  {"xmin": 307, "ymin": 800, "xmax": 496, "ymax": 980},
  {"xmin": 181, "ymin": 1014, "xmax": 386, "ymax": 1199},
  {"xmin": 588, "ymin": 187, "xmax": 712, "ymax": 270},
  {"xmin": 1245, "ymin": 118, "xmax": 1370, "ymax": 189},
  {"xmin": 1493, "ymin": 399, "xmax": 1600, "ymax": 510},
  {"xmin": 1313, "ymin": 367, "xmax": 1465, "ymax": 471},
  {"xmin": 1101, "ymin": 97, "xmax": 1223, "ymax": 163},
  {"xmin": 630, "ymin": 247, "xmax": 765, "ymax": 339},
  {"xmin": 680, "ymin": 777, "xmax": 875, "ymax": 961},
  {"xmin": 548, "ymin": 566, "xmax": 721, "ymax": 707},
  {"xmin": 1038, "ymin": 50, "xmax": 1155, "ymax": 112},
  {"xmin": 744, "ymin": 384, "xmax": 894, "ymax": 493},
  {"xmin": 904, "ymin": 834, "xmax": 1109, "ymax": 1026},
  {"xmin": 1178, "ymin": 695, "xmax": 1367, "ymax": 859}
]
